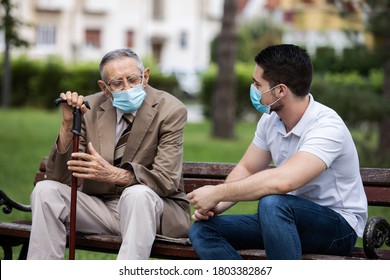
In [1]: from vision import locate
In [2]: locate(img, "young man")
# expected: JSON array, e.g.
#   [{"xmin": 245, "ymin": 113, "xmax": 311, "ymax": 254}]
[
  {"xmin": 27, "ymin": 48, "xmax": 190, "ymax": 259},
  {"xmin": 188, "ymin": 44, "xmax": 367, "ymax": 259}
]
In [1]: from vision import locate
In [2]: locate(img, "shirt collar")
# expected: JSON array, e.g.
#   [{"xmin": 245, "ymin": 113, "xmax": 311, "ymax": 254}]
[
  {"xmin": 289, "ymin": 93, "xmax": 319, "ymax": 137},
  {"xmin": 116, "ymin": 109, "xmax": 137, "ymax": 124},
  {"xmin": 276, "ymin": 93, "xmax": 318, "ymax": 137}
]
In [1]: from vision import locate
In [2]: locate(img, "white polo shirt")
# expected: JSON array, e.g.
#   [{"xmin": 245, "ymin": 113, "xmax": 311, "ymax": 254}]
[{"xmin": 252, "ymin": 94, "xmax": 368, "ymax": 237}]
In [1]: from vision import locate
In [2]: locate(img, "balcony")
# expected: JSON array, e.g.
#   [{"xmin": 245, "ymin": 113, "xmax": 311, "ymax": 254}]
[
  {"xmin": 84, "ymin": 0, "xmax": 111, "ymax": 14},
  {"xmin": 35, "ymin": 0, "xmax": 75, "ymax": 12}
]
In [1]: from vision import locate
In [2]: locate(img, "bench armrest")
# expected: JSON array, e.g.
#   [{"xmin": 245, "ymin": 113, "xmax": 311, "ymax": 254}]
[
  {"xmin": 363, "ymin": 216, "xmax": 390, "ymax": 259},
  {"xmin": 0, "ymin": 189, "xmax": 31, "ymax": 214}
]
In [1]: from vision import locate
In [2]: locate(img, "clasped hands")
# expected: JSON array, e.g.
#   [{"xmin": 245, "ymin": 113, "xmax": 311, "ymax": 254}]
[{"xmin": 187, "ymin": 185, "xmax": 224, "ymax": 221}]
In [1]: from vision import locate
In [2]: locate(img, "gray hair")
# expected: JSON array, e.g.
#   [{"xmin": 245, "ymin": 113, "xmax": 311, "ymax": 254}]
[{"xmin": 99, "ymin": 48, "xmax": 144, "ymax": 82}]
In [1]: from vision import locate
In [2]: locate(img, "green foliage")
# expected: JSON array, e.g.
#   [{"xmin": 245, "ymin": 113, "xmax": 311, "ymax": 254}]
[
  {"xmin": 0, "ymin": 56, "xmax": 180, "ymax": 109},
  {"xmin": 200, "ymin": 63, "xmax": 257, "ymax": 120},
  {"xmin": 313, "ymin": 45, "xmax": 381, "ymax": 74},
  {"xmin": 237, "ymin": 18, "xmax": 283, "ymax": 63},
  {"xmin": 6, "ymin": 55, "xmax": 36, "ymax": 106},
  {"xmin": 60, "ymin": 61, "xmax": 101, "ymax": 96},
  {"xmin": 28, "ymin": 57, "xmax": 67, "ymax": 108},
  {"xmin": 139, "ymin": 55, "xmax": 180, "ymax": 95},
  {"xmin": 148, "ymin": 71, "xmax": 179, "ymax": 96},
  {"xmin": 0, "ymin": 0, "xmax": 29, "ymax": 47},
  {"xmin": 311, "ymin": 70, "xmax": 390, "ymax": 126},
  {"xmin": 366, "ymin": 0, "xmax": 390, "ymax": 62},
  {"xmin": 210, "ymin": 18, "xmax": 283, "ymax": 64},
  {"xmin": 200, "ymin": 63, "xmax": 388, "ymax": 127}
]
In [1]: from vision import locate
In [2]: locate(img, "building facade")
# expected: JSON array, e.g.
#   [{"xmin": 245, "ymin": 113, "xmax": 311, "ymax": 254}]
[
  {"xmin": 242, "ymin": 0, "xmax": 368, "ymax": 54},
  {"xmin": 2, "ymin": 0, "xmax": 368, "ymax": 69},
  {"xmin": 5, "ymin": 0, "xmax": 224, "ymax": 73}
]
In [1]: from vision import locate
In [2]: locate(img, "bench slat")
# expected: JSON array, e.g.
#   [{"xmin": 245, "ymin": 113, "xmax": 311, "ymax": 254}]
[
  {"xmin": 182, "ymin": 161, "xmax": 235, "ymax": 178},
  {"xmin": 360, "ymin": 168, "xmax": 390, "ymax": 185},
  {"xmin": 364, "ymin": 187, "xmax": 390, "ymax": 206},
  {"xmin": 0, "ymin": 222, "xmax": 375, "ymax": 260}
]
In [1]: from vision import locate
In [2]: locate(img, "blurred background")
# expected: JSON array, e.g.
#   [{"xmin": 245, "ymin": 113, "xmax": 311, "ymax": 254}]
[{"xmin": 1, "ymin": 0, "xmax": 389, "ymax": 259}]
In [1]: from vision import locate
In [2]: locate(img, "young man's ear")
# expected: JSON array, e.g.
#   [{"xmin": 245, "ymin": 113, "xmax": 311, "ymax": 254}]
[
  {"xmin": 98, "ymin": 80, "xmax": 111, "ymax": 98},
  {"xmin": 278, "ymin": 84, "xmax": 288, "ymax": 97}
]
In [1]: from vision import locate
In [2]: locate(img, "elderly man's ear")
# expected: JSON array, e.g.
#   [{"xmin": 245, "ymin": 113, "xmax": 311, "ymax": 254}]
[
  {"xmin": 97, "ymin": 80, "xmax": 112, "ymax": 99},
  {"xmin": 142, "ymin": 68, "xmax": 150, "ymax": 87}
]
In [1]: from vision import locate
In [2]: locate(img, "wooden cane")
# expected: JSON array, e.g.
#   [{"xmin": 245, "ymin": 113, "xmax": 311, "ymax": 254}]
[
  {"xmin": 55, "ymin": 98, "xmax": 90, "ymax": 260},
  {"xmin": 69, "ymin": 127, "xmax": 79, "ymax": 260}
]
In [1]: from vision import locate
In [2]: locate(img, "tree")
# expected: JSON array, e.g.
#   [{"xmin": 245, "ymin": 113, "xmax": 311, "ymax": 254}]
[
  {"xmin": 236, "ymin": 18, "xmax": 283, "ymax": 63},
  {"xmin": 325, "ymin": 0, "xmax": 390, "ymax": 163},
  {"xmin": 212, "ymin": 0, "xmax": 238, "ymax": 139},
  {"xmin": 364, "ymin": 0, "xmax": 390, "ymax": 161},
  {"xmin": 1, "ymin": 0, "xmax": 28, "ymax": 108}
]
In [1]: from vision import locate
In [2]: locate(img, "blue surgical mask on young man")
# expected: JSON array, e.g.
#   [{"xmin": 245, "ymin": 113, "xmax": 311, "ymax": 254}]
[
  {"xmin": 108, "ymin": 77, "xmax": 146, "ymax": 113},
  {"xmin": 250, "ymin": 84, "xmax": 281, "ymax": 114}
]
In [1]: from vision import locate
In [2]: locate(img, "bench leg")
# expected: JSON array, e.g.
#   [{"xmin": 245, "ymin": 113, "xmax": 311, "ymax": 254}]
[
  {"xmin": 18, "ymin": 242, "xmax": 29, "ymax": 260},
  {"xmin": 1, "ymin": 241, "xmax": 29, "ymax": 260},
  {"xmin": 2, "ymin": 245, "xmax": 14, "ymax": 260}
]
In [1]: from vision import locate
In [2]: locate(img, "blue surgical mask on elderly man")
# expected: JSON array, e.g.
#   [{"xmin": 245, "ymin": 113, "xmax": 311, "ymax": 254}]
[
  {"xmin": 110, "ymin": 78, "xmax": 146, "ymax": 113},
  {"xmin": 250, "ymin": 84, "xmax": 281, "ymax": 114}
]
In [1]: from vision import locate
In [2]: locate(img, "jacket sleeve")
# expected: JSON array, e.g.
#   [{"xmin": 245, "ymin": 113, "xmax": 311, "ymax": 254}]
[{"xmin": 45, "ymin": 119, "xmax": 88, "ymax": 186}]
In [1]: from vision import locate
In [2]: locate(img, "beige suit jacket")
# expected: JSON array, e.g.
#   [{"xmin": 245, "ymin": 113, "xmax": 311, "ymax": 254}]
[{"xmin": 46, "ymin": 85, "xmax": 191, "ymax": 238}]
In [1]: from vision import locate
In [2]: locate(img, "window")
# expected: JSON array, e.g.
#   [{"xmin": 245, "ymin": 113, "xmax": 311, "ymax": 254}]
[
  {"xmin": 284, "ymin": 11, "xmax": 294, "ymax": 23},
  {"xmin": 36, "ymin": 24, "xmax": 56, "ymax": 46},
  {"xmin": 151, "ymin": 37, "xmax": 164, "ymax": 63},
  {"xmin": 180, "ymin": 31, "xmax": 188, "ymax": 49},
  {"xmin": 85, "ymin": 29, "xmax": 101, "ymax": 48},
  {"xmin": 152, "ymin": 0, "xmax": 164, "ymax": 20},
  {"xmin": 0, "ymin": 30, "xmax": 4, "ymax": 46},
  {"xmin": 126, "ymin": 30, "xmax": 134, "ymax": 48}
]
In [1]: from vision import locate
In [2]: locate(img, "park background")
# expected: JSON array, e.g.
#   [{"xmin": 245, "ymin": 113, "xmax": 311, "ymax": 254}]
[{"xmin": 1, "ymin": 0, "xmax": 389, "ymax": 259}]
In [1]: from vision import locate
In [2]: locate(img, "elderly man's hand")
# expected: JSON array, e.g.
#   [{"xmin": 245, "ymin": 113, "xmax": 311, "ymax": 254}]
[{"xmin": 68, "ymin": 142, "xmax": 132, "ymax": 186}]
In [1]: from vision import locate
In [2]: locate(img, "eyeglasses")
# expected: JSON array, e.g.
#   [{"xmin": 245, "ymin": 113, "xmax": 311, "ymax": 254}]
[{"xmin": 105, "ymin": 75, "xmax": 142, "ymax": 92}]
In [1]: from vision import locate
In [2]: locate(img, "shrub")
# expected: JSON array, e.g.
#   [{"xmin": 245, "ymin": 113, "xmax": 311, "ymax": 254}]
[
  {"xmin": 311, "ymin": 70, "xmax": 389, "ymax": 126},
  {"xmin": 1, "ymin": 56, "xmax": 179, "ymax": 109},
  {"xmin": 200, "ymin": 63, "xmax": 257, "ymax": 120},
  {"xmin": 200, "ymin": 64, "xmax": 388, "ymax": 127}
]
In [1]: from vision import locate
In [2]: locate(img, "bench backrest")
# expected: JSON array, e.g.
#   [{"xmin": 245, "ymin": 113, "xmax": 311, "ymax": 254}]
[{"xmin": 35, "ymin": 158, "xmax": 390, "ymax": 207}]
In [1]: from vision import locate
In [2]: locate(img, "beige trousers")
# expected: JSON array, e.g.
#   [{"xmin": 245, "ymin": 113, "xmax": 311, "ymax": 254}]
[{"xmin": 26, "ymin": 180, "xmax": 163, "ymax": 260}]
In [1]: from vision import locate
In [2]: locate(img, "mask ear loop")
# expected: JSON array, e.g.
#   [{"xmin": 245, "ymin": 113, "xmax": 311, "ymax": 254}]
[
  {"xmin": 140, "ymin": 71, "xmax": 145, "ymax": 88},
  {"xmin": 268, "ymin": 85, "xmax": 284, "ymax": 107},
  {"xmin": 103, "ymin": 84, "xmax": 114, "ymax": 103}
]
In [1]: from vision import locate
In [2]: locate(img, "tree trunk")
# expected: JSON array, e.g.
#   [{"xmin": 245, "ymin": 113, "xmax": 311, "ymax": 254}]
[
  {"xmin": 1, "ymin": 2, "xmax": 11, "ymax": 109},
  {"xmin": 378, "ymin": 60, "xmax": 390, "ymax": 161},
  {"xmin": 212, "ymin": 0, "xmax": 237, "ymax": 139}
]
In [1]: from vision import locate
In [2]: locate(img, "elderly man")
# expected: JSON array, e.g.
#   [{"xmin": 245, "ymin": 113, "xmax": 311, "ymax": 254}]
[{"xmin": 27, "ymin": 48, "xmax": 190, "ymax": 260}]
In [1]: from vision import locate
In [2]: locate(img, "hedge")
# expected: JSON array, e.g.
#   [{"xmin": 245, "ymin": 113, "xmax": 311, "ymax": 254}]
[
  {"xmin": 0, "ymin": 56, "xmax": 179, "ymax": 109},
  {"xmin": 199, "ymin": 63, "xmax": 389, "ymax": 126}
]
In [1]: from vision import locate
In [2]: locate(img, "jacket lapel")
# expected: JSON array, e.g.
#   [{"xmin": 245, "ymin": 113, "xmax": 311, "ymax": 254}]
[{"xmin": 97, "ymin": 98, "xmax": 117, "ymax": 164}]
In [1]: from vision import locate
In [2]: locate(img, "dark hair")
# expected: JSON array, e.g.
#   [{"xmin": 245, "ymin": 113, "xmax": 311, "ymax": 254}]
[
  {"xmin": 99, "ymin": 48, "xmax": 144, "ymax": 81},
  {"xmin": 254, "ymin": 44, "xmax": 313, "ymax": 97}
]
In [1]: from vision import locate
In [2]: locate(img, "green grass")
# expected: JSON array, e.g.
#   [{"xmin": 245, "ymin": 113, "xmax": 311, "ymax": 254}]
[
  {"xmin": 183, "ymin": 121, "xmax": 255, "ymax": 163},
  {"xmin": 0, "ymin": 108, "xmax": 389, "ymax": 259}
]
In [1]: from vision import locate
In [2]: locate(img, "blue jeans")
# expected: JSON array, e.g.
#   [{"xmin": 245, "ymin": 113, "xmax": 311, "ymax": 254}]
[{"xmin": 189, "ymin": 194, "xmax": 357, "ymax": 259}]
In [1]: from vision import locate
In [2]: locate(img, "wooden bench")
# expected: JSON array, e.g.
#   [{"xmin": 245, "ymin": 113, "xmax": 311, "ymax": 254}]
[{"xmin": 1, "ymin": 157, "xmax": 390, "ymax": 260}]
